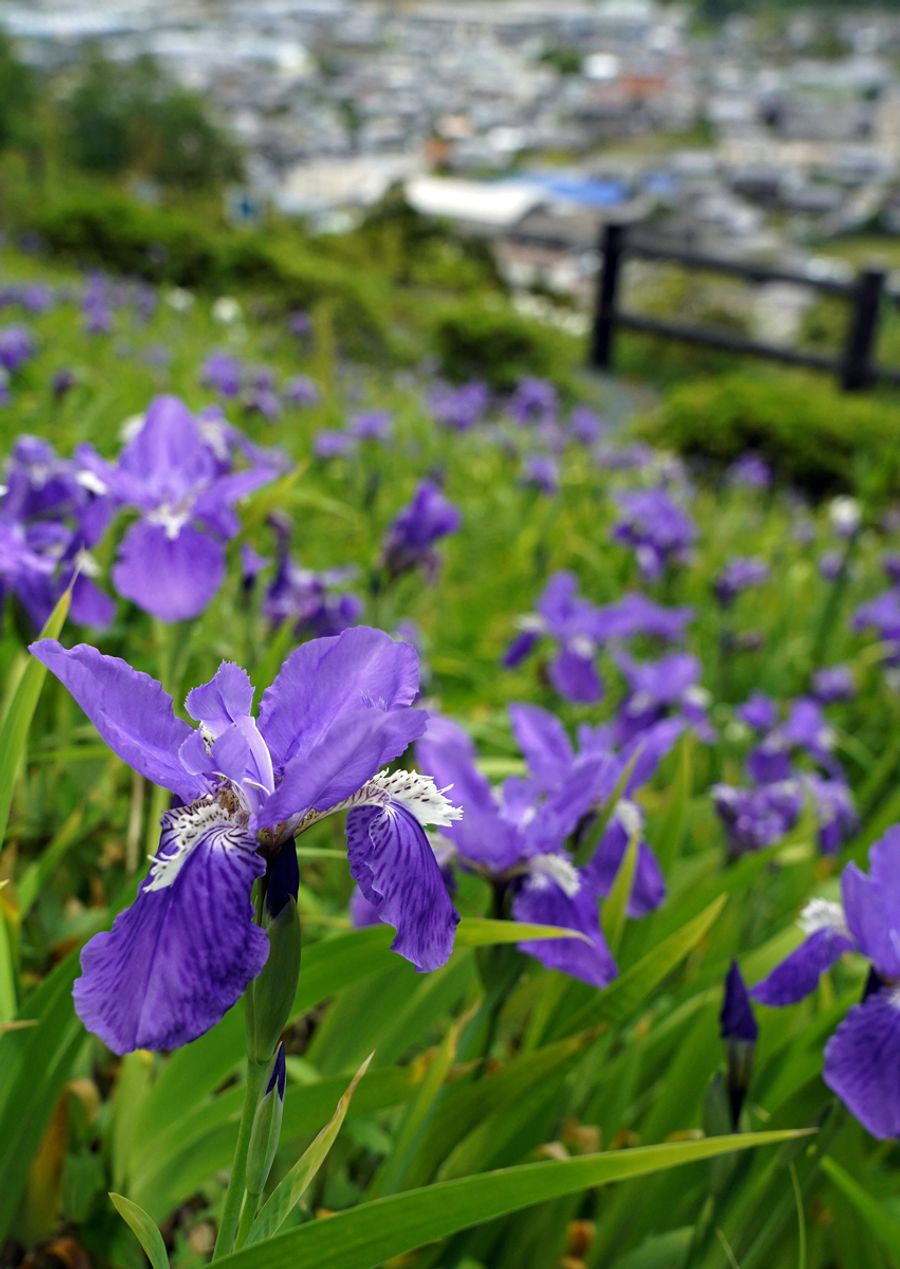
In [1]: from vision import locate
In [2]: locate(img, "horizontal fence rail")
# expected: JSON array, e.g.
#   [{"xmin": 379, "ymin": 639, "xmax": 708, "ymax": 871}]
[{"xmin": 590, "ymin": 222, "xmax": 900, "ymax": 392}]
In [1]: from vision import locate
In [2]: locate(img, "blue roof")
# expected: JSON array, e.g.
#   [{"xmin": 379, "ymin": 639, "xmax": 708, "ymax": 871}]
[{"xmin": 510, "ymin": 171, "xmax": 629, "ymax": 208}]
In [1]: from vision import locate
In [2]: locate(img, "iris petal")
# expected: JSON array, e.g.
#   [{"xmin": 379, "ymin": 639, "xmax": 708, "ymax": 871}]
[
  {"xmin": 73, "ymin": 806, "xmax": 267, "ymax": 1054},
  {"xmin": 512, "ymin": 875, "xmax": 617, "ymax": 987},
  {"xmin": 346, "ymin": 803, "xmax": 459, "ymax": 972},
  {"xmin": 751, "ymin": 926, "xmax": 854, "ymax": 1006},
  {"xmin": 824, "ymin": 992, "xmax": 900, "ymax": 1139},
  {"xmin": 113, "ymin": 521, "xmax": 226, "ymax": 622},
  {"xmin": 257, "ymin": 626, "xmax": 420, "ymax": 770},
  {"xmin": 29, "ymin": 639, "xmax": 201, "ymax": 802}
]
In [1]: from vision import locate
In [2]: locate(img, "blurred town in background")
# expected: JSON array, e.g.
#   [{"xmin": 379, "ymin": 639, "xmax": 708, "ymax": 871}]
[{"xmin": 2, "ymin": 0, "xmax": 899, "ymax": 343}]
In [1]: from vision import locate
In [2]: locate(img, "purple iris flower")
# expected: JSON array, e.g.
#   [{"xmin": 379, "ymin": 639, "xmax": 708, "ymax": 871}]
[
  {"xmin": 0, "ymin": 282, "xmax": 53, "ymax": 314},
  {"xmin": 288, "ymin": 311, "xmax": 312, "ymax": 339},
  {"xmin": 727, "ymin": 454, "xmax": 772, "ymax": 490},
  {"xmin": 884, "ymin": 554, "xmax": 900, "ymax": 586},
  {"xmin": 52, "ymin": 369, "xmax": 77, "ymax": 400},
  {"xmin": 315, "ymin": 430, "xmax": 355, "ymax": 460},
  {"xmin": 504, "ymin": 575, "xmax": 692, "ymax": 706},
  {"xmin": 264, "ymin": 519, "xmax": 361, "ymax": 639},
  {"xmin": 349, "ymin": 410, "xmax": 392, "ymax": 443},
  {"xmin": 431, "ymin": 382, "xmax": 489, "ymax": 432},
  {"xmin": 504, "ymin": 572, "xmax": 605, "ymax": 703},
  {"xmin": 713, "ymin": 781, "xmax": 802, "ymax": 855},
  {"xmin": 30, "ymin": 627, "xmax": 462, "ymax": 1054},
  {"xmin": 569, "ymin": 407, "xmax": 605, "ymax": 446},
  {"xmin": 613, "ymin": 488, "xmax": 696, "ymax": 580},
  {"xmin": 0, "ymin": 436, "xmax": 114, "ymax": 629},
  {"xmin": 522, "ymin": 455, "xmax": 559, "ymax": 495},
  {"xmin": 714, "ymin": 557, "xmax": 769, "ymax": 606},
  {"xmin": 244, "ymin": 386, "xmax": 281, "ymax": 423},
  {"xmin": 380, "ymin": 480, "xmax": 461, "ymax": 582},
  {"xmin": 202, "ymin": 351, "xmax": 243, "ymax": 399},
  {"xmin": 746, "ymin": 697, "xmax": 839, "ymax": 785},
  {"xmin": 77, "ymin": 395, "xmax": 283, "ymax": 622},
  {"xmin": 613, "ymin": 650, "xmax": 713, "ymax": 746},
  {"xmin": 853, "ymin": 588, "xmax": 900, "ymax": 665},
  {"xmin": 750, "ymin": 826, "xmax": 900, "ymax": 1139},
  {"xmin": 819, "ymin": 551, "xmax": 844, "ymax": 582},
  {"xmin": 284, "ymin": 376, "xmax": 319, "ymax": 408},
  {"xmin": 714, "ymin": 773, "xmax": 856, "ymax": 858},
  {"xmin": 508, "ymin": 377, "xmax": 558, "ymax": 425},
  {"xmin": 736, "ymin": 692, "xmax": 778, "ymax": 732},
  {"xmin": 405, "ymin": 703, "xmax": 676, "ymax": 983},
  {"xmin": 811, "ymin": 666, "xmax": 854, "ymax": 704},
  {"xmin": 414, "ymin": 715, "xmax": 618, "ymax": 986},
  {"xmin": 0, "ymin": 324, "xmax": 35, "ymax": 374}
]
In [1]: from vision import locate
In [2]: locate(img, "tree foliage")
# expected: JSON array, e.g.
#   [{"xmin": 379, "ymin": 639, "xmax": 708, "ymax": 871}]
[{"xmin": 63, "ymin": 47, "xmax": 242, "ymax": 190}]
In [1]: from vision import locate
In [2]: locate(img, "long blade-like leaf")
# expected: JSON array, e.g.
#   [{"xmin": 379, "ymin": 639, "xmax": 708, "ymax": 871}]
[
  {"xmin": 109, "ymin": 1193, "xmax": 170, "ymax": 1269},
  {"xmin": 218, "ymin": 1130, "xmax": 811, "ymax": 1269}
]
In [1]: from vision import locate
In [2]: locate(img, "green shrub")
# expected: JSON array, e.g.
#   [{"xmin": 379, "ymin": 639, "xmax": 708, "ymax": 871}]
[
  {"xmin": 31, "ymin": 190, "xmax": 222, "ymax": 283},
  {"xmin": 28, "ymin": 189, "xmax": 391, "ymax": 356},
  {"xmin": 430, "ymin": 298, "xmax": 577, "ymax": 391},
  {"xmin": 636, "ymin": 370, "xmax": 900, "ymax": 501}
]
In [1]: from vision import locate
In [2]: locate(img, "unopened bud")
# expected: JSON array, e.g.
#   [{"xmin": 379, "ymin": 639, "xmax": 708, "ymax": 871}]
[{"xmin": 246, "ymin": 1044, "xmax": 286, "ymax": 1198}]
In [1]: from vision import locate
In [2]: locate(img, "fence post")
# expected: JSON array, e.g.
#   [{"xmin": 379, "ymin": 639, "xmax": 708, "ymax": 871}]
[
  {"xmin": 840, "ymin": 265, "xmax": 886, "ymax": 391},
  {"xmin": 590, "ymin": 222, "xmax": 625, "ymax": 370}
]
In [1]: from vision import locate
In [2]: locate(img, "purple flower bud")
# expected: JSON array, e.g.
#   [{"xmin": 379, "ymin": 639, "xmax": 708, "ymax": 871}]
[
  {"xmin": 721, "ymin": 960, "xmax": 758, "ymax": 1045},
  {"xmin": 266, "ymin": 843, "xmax": 300, "ymax": 920},
  {"xmin": 266, "ymin": 1041, "xmax": 287, "ymax": 1102}
]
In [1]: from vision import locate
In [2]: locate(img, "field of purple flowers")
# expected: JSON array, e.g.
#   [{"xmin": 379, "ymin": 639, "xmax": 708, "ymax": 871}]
[{"xmin": 0, "ymin": 239, "xmax": 898, "ymax": 1269}]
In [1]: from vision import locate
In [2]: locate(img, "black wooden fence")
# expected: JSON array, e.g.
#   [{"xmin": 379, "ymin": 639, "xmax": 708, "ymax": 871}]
[{"xmin": 590, "ymin": 222, "xmax": 900, "ymax": 393}]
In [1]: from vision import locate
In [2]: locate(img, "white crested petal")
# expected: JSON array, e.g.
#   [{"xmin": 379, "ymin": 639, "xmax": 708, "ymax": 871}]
[{"xmin": 146, "ymin": 797, "xmax": 251, "ymax": 892}]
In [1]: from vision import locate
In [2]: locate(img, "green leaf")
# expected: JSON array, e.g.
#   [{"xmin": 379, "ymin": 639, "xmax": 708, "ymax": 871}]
[
  {"xmin": 0, "ymin": 950, "xmax": 84, "ymax": 1241},
  {"xmin": 217, "ymin": 1131, "xmax": 811, "ymax": 1269},
  {"xmin": 371, "ymin": 1015, "xmax": 465, "ymax": 1198},
  {"xmin": 17, "ymin": 803, "xmax": 103, "ymax": 921},
  {"xmin": 562, "ymin": 894, "xmax": 727, "ymax": 1036},
  {"xmin": 244, "ymin": 1054, "xmax": 373, "ymax": 1247},
  {"xmin": 0, "ymin": 586, "xmax": 70, "ymax": 848},
  {"xmin": 456, "ymin": 917, "xmax": 592, "ymax": 948},
  {"xmin": 0, "ymin": 589, "xmax": 70, "ymax": 1021},
  {"xmin": 109, "ymin": 1193, "xmax": 170, "ymax": 1269},
  {"xmin": 400, "ymin": 1031, "xmax": 598, "ymax": 1192},
  {"xmin": 652, "ymin": 732, "xmax": 693, "ymax": 876},
  {"xmin": 131, "ymin": 1064, "xmax": 421, "ymax": 1220},
  {"xmin": 821, "ymin": 1158, "xmax": 900, "ymax": 1259}
]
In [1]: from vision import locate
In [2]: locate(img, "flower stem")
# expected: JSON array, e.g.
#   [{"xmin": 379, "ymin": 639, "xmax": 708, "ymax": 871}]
[{"xmin": 213, "ymin": 1026, "xmax": 269, "ymax": 1259}]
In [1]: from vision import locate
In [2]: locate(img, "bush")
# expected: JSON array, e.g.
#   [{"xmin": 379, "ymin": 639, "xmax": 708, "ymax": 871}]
[
  {"xmin": 636, "ymin": 370, "xmax": 900, "ymax": 501},
  {"xmin": 430, "ymin": 298, "xmax": 577, "ymax": 391},
  {"xmin": 28, "ymin": 189, "xmax": 391, "ymax": 356}
]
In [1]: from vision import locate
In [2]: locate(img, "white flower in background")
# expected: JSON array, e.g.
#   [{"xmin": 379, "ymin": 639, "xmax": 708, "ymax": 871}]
[
  {"xmin": 828, "ymin": 497, "xmax": 861, "ymax": 538},
  {"xmin": 213, "ymin": 297, "xmax": 242, "ymax": 325},
  {"xmin": 166, "ymin": 287, "xmax": 195, "ymax": 313}
]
